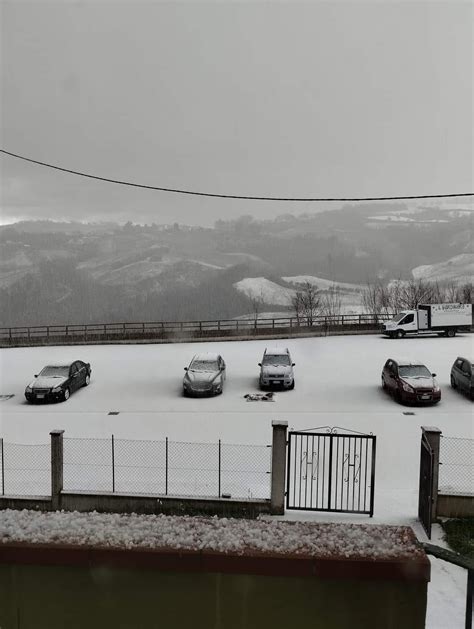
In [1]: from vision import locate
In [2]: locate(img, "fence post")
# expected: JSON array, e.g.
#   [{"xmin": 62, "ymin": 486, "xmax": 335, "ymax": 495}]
[
  {"xmin": 1, "ymin": 438, "xmax": 4, "ymax": 496},
  {"xmin": 165, "ymin": 437, "xmax": 168, "ymax": 495},
  {"xmin": 422, "ymin": 426, "xmax": 442, "ymax": 523},
  {"xmin": 271, "ymin": 420, "xmax": 288, "ymax": 515},
  {"xmin": 218, "ymin": 439, "xmax": 221, "ymax": 498},
  {"xmin": 112, "ymin": 434, "xmax": 115, "ymax": 493},
  {"xmin": 50, "ymin": 430, "xmax": 64, "ymax": 510}
]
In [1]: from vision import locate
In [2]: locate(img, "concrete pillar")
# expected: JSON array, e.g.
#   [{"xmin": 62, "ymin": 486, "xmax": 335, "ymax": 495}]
[
  {"xmin": 421, "ymin": 426, "xmax": 442, "ymax": 522},
  {"xmin": 50, "ymin": 430, "xmax": 64, "ymax": 510},
  {"xmin": 271, "ymin": 420, "xmax": 288, "ymax": 515}
]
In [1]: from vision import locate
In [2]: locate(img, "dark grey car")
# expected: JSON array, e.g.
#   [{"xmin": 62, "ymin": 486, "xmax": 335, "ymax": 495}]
[
  {"xmin": 450, "ymin": 357, "xmax": 474, "ymax": 400},
  {"xmin": 183, "ymin": 353, "xmax": 226, "ymax": 397}
]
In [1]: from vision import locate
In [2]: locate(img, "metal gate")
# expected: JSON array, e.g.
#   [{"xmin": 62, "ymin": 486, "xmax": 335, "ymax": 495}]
[
  {"xmin": 286, "ymin": 428, "xmax": 376, "ymax": 515},
  {"xmin": 418, "ymin": 432, "xmax": 434, "ymax": 539}
]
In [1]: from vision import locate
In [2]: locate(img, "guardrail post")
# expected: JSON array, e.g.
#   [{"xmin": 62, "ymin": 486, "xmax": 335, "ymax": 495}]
[
  {"xmin": 271, "ymin": 420, "xmax": 288, "ymax": 515},
  {"xmin": 421, "ymin": 426, "xmax": 442, "ymax": 522},
  {"xmin": 50, "ymin": 430, "xmax": 64, "ymax": 509}
]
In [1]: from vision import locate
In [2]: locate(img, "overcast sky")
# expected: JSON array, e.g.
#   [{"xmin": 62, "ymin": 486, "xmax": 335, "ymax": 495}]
[{"xmin": 1, "ymin": 0, "xmax": 473, "ymax": 226}]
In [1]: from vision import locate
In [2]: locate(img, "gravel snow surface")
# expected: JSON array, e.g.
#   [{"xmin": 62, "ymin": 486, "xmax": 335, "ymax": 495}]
[{"xmin": 0, "ymin": 509, "xmax": 423, "ymax": 560}]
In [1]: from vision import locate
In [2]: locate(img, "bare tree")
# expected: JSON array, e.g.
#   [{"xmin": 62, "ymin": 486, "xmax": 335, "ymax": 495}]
[
  {"xmin": 250, "ymin": 289, "xmax": 266, "ymax": 321},
  {"xmin": 362, "ymin": 281, "xmax": 392, "ymax": 316},
  {"xmin": 291, "ymin": 282, "xmax": 322, "ymax": 326},
  {"xmin": 321, "ymin": 285, "xmax": 342, "ymax": 318}
]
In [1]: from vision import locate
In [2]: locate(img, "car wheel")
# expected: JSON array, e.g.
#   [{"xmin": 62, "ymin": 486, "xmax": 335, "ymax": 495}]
[
  {"xmin": 63, "ymin": 388, "xmax": 70, "ymax": 402},
  {"xmin": 396, "ymin": 330, "xmax": 405, "ymax": 339},
  {"xmin": 289, "ymin": 380, "xmax": 295, "ymax": 390},
  {"xmin": 394, "ymin": 390, "xmax": 403, "ymax": 404},
  {"xmin": 84, "ymin": 374, "xmax": 90, "ymax": 387},
  {"xmin": 450, "ymin": 375, "xmax": 457, "ymax": 389},
  {"xmin": 382, "ymin": 377, "xmax": 387, "ymax": 390}
]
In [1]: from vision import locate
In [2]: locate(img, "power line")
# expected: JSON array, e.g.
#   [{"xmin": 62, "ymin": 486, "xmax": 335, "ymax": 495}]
[{"xmin": 1, "ymin": 148, "xmax": 473, "ymax": 202}]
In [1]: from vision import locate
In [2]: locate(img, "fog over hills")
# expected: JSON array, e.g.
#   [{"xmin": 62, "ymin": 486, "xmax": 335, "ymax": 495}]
[{"xmin": 0, "ymin": 204, "xmax": 471, "ymax": 326}]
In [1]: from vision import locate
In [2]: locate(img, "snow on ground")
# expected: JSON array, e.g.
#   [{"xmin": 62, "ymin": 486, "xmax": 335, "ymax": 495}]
[
  {"xmin": 0, "ymin": 334, "xmax": 472, "ymax": 627},
  {"xmin": 234, "ymin": 275, "xmax": 365, "ymax": 312},
  {"xmin": 0, "ymin": 510, "xmax": 422, "ymax": 560},
  {"xmin": 0, "ymin": 334, "xmax": 471, "ymax": 517},
  {"xmin": 233, "ymin": 277, "xmax": 295, "ymax": 306},
  {"xmin": 411, "ymin": 253, "xmax": 474, "ymax": 284}
]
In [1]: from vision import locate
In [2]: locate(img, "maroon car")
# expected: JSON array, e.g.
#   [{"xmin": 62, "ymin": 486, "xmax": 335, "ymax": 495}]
[{"xmin": 381, "ymin": 358, "xmax": 441, "ymax": 405}]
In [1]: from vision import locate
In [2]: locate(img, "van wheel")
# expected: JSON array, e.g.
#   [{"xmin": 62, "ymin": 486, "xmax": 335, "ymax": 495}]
[
  {"xmin": 450, "ymin": 375, "xmax": 457, "ymax": 389},
  {"xmin": 446, "ymin": 329, "xmax": 456, "ymax": 338},
  {"xmin": 396, "ymin": 330, "xmax": 405, "ymax": 339}
]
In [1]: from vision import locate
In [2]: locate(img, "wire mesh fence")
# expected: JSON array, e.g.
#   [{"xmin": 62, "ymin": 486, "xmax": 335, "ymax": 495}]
[
  {"xmin": 439, "ymin": 436, "xmax": 474, "ymax": 496},
  {"xmin": 63, "ymin": 437, "xmax": 271, "ymax": 500},
  {"xmin": 0, "ymin": 439, "xmax": 50, "ymax": 496}
]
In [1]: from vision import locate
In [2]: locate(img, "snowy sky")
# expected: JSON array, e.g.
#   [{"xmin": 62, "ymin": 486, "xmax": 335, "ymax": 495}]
[{"xmin": 1, "ymin": 0, "xmax": 473, "ymax": 225}]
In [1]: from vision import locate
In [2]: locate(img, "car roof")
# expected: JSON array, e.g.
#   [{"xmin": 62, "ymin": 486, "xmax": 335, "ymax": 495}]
[
  {"xmin": 192, "ymin": 353, "xmax": 221, "ymax": 361},
  {"xmin": 44, "ymin": 362, "xmax": 75, "ymax": 367},
  {"xmin": 390, "ymin": 357, "xmax": 425, "ymax": 366},
  {"xmin": 456, "ymin": 356, "xmax": 473, "ymax": 364},
  {"xmin": 264, "ymin": 347, "xmax": 289, "ymax": 355}
]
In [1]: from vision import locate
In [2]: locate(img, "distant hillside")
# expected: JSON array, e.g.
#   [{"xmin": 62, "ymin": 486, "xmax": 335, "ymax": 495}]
[
  {"xmin": 0, "ymin": 204, "xmax": 471, "ymax": 325},
  {"xmin": 412, "ymin": 254, "xmax": 474, "ymax": 284}
]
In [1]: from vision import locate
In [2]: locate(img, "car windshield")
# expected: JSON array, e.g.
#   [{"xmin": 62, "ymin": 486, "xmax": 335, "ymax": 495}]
[
  {"xmin": 39, "ymin": 366, "xmax": 70, "ymax": 377},
  {"xmin": 391, "ymin": 313, "xmax": 407, "ymax": 323},
  {"xmin": 399, "ymin": 365, "xmax": 431, "ymax": 379},
  {"xmin": 263, "ymin": 355, "xmax": 291, "ymax": 366},
  {"xmin": 190, "ymin": 359, "xmax": 219, "ymax": 372}
]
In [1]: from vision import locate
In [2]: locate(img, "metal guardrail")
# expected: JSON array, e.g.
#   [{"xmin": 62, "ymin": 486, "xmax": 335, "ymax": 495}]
[{"xmin": 0, "ymin": 313, "xmax": 394, "ymax": 346}]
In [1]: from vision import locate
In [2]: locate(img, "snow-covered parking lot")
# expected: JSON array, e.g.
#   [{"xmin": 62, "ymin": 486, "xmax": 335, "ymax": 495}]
[
  {"xmin": 0, "ymin": 333, "xmax": 472, "ymax": 628},
  {"xmin": 0, "ymin": 334, "xmax": 472, "ymax": 514}
]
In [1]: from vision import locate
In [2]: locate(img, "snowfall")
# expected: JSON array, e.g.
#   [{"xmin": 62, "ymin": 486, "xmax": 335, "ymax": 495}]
[{"xmin": 0, "ymin": 333, "xmax": 473, "ymax": 628}]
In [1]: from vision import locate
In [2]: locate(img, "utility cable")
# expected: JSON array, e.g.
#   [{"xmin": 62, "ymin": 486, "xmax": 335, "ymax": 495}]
[{"xmin": 1, "ymin": 148, "xmax": 473, "ymax": 202}]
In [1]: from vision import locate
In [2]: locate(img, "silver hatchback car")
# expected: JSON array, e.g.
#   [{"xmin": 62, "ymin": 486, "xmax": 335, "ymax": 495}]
[
  {"xmin": 259, "ymin": 347, "xmax": 295, "ymax": 390},
  {"xmin": 183, "ymin": 353, "xmax": 226, "ymax": 397}
]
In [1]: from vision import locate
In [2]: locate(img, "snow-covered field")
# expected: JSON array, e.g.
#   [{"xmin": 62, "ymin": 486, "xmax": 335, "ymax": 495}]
[{"xmin": 0, "ymin": 334, "xmax": 472, "ymax": 628}]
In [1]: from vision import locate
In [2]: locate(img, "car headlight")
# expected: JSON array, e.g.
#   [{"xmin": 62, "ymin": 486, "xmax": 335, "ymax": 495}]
[
  {"xmin": 402, "ymin": 382, "xmax": 414, "ymax": 393},
  {"xmin": 52, "ymin": 386, "xmax": 62, "ymax": 393},
  {"xmin": 433, "ymin": 385, "xmax": 440, "ymax": 393},
  {"xmin": 25, "ymin": 386, "xmax": 32, "ymax": 393}
]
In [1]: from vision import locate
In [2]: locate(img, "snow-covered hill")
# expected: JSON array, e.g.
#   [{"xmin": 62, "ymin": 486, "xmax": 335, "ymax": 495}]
[
  {"xmin": 412, "ymin": 253, "xmax": 474, "ymax": 284},
  {"xmin": 233, "ymin": 277, "xmax": 295, "ymax": 306}
]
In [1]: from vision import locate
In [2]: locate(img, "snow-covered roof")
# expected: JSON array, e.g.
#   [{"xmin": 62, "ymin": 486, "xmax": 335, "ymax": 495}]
[
  {"xmin": 0, "ymin": 510, "xmax": 425, "ymax": 561},
  {"xmin": 43, "ymin": 362, "xmax": 74, "ymax": 367},
  {"xmin": 392, "ymin": 357, "xmax": 424, "ymax": 366},
  {"xmin": 264, "ymin": 347, "xmax": 289, "ymax": 355},
  {"xmin": 192, "ymin": 352, "xmax": 220, "ymax": 361}
]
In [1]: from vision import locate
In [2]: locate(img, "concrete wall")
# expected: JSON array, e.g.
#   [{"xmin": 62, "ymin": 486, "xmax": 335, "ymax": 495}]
[
  {"xmin": 0, "ymin": 493, "xmax": 271, "ymax": 519},
  {"xmin": 0, "ymin": 546, "xmax": 429, "ymax": 629}
]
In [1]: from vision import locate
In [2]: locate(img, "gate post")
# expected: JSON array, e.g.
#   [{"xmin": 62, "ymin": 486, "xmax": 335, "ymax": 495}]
[
  {"xmin": 421, "ymin": 426, "xmax": 442, "ymax": 523},
  {"xmin": 271, "ymin": 420, "xmax": 288, "ymax": 515},
  {"xmin": 50, "ymin": 430, "xmax": 64, "ymax": 510}
]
